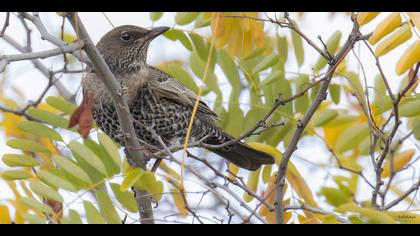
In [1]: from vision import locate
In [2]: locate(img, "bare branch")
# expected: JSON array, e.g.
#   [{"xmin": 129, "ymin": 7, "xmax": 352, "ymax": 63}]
[
  {"xmin": 0, "ymin": 42, "xmax": 83, "ymax": 72},
  {"xmin": 20, "ymin": 12, "xmax": 89, "ymax": 64},
  {"xmin": 384, "ymin": 176, "xmax": 420, "ymax": 210},
  {"xmin": 2, "ymin": 33, "xmax": 75, "ymax": 102},
  {"xmin": 0, "ymin": 12, "xmax": 10, "ymax": 37},
  {"xmin": 275, "ymin": 17, "xmax": 362, "ymax": 224}
]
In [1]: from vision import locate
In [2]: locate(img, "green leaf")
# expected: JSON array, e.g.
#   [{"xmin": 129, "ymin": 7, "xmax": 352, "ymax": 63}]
[
  {"xmin": 52, "ymin": 155, "xmax": 92, "ymax": 185},
  {"xmin": 134, "ymin": 171, "xmax": 164, "ymax": 200},
  {"xmin": 344, "ymin": 72, "xmax": 364, "ymax": 99},
  {"xmin": 399, "ymin": 99, "xmax": 420, "ymax": 117},
  {"xmin": 194, "ymin": 14, "xmax": 211, "ymax": 28},
  {"xmin": 149, "ymin": 12, "xmax": 163, "ymax": 22},
  {"xmin": 294, "ymin": 75, "xmax": 310, "ymax": 114},
  {"xmin": 163, "ymin": 29, "xmax": 193, "ymax": 51},
  {"xmin": 189, "ymin": 52, "xmax": 221, "ymax": 96},
  {"xmin": 310, "ymin": 82, "xmax": 321, "ymax": 101},
  {"xmin": 244, "ymin": 168, "xmax": 261, "ymax": 202},
  {"xmin": 17, "ymin": 121, "xmax": 63, "ymax": 141},
  {"xmin": 23, "ymin": 213, "xmax": 46, "ymax": 224},
  {"xmin": 329, "ymin": 84, "xmax": 341, "ymax": 104},
  {"xmin": 26, "ymin": 108, "xmax": 69, "ymax": 129},
  {"xmin": 413, "ymin": 117, "xmax": 420, "ymax": 140},
  {"xmin": 260, "ymin": 70, "xmax": 283, "ymax": 89},
  {"xmin": 83, "ymin": 201, "xmax": 106, "ymax": 224},
  {"xmin": 217, "ymin": 49, "xmax": 241, "ymax": 96},
  {"xmin": 46, "ymin": 96, "xmax": 77, "ymax": 116},
  {"xmin": 225, "ymin": 106, "xmax": 245, "ymax": 137},
  {"xmin": 336, "ymin": 123, "xmax": 370, "ymax": 153},
  {"xmin": 97, "ymin": 133, "xmax": 122, "ymax": 169},
  {"xmin": 1, "ymin": 170, "xmax": 32, "ymax": 180},
  {"xmin": 277, "ymin": 35, "xmax": 288, "ymax": 63},
  {"xmin": 7, "ymin": 138, "xmax": 50, "ymax": 153},
  {"xmin": 189, "ymin": 32, "xmax": 210, "ymax": 62},
  {"xmin": 83, "ymin": 139, "xmax": 119, "ymax": 178},
  {"xmin": 121, "ymin": 168, "xmax": 144, "ymax": 192},
  {"xmin": 243, "ymin": 45, "xmax": 266, "ymax": 61},
  {"xmin": 324, "ymin": 115, "xmax": 359, "ymax": 128},
  {"xmin": 319, "ymin": 187, "xmax": 351, "ymax": 207},
  {"xmin": 374, "ymin": 74, "xmax": 387, "ymax": 98},
  {"xmin": 95, "ymin": 190, "xmax": 121, "ymax": 224},
  {"xmin": 29, "ymin": 181, "xmax": 64, "ymax": 202},
  {"xmin": 2, "ymin": 154, "xmax": 39, "ymax": 167},
  {"xmin": 175, "ymin": 12, "xmax": 200, "ymax": 25},
  {"xmin": 252, "ymin": 54, "xmax": 279, "ymax": 75},
  {"xmin": 110, "ymin": 183, "xmax": 138, "ymax": 213},
  {"xmin": 21, "ymin": 197, "xmax": 53, "ymax": 214},
  {"xmin": 63, "ymin": 209, "xmax": 83, "ymax": 224},
  {"xmin": 37, "ymin": 169, "xmax": 78, "ymax": 192},
  {"xmin": 291, "ymin": 30, "xmax": 304, "ymax": 67},
  {"xmin": 313, "ymin": 109, "xmax": 339, "ymax": 127},
  {"xmin": 68, "ymin": 140, "xmax": 108, "ymax": 176}
]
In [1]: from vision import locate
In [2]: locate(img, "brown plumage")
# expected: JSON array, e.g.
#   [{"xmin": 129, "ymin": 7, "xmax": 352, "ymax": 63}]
[{"xmin": 82, "ymin": 25, "xmax": 275, "ymax": 171}]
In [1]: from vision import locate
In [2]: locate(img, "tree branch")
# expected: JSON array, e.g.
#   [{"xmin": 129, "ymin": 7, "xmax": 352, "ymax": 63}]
[
  {"xmin": 0, "ymin": 42, "xmax": 83, "ymax": 72},
  {"xmin": 1, "ymin": 34, "xmax": 75, "ymax": 102},
  {"xmin": 64, "ymin": 12, "xmax": 155, "ymax": 224},
  {"xmin": 274, "ymin": 17, "xmax": 362, "ymax": 224},
  {"xmin": 0, "ymin": 12, "xmax": 10, "ymax": 37}
]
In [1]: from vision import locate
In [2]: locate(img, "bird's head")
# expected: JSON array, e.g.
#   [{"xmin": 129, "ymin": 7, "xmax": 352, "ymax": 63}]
[{"xmin": 96, "ymin": 25, "xmax": 169, "ymax": 73}]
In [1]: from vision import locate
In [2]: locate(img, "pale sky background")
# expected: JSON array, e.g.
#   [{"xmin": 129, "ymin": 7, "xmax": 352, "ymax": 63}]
[{"xmin": 0, "ymin": 12, "xmax": 418, "ymax": 223}]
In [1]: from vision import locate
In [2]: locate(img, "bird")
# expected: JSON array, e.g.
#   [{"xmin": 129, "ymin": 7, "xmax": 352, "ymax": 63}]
[{"xmin": 81, "ymin": 25, "xmax": 275, "ymax": 171}]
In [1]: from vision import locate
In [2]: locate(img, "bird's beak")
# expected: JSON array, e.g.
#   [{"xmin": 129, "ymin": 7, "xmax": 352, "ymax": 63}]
[{"xmin": 146, "ymin": 26, "xmax": 170, "ymax": 41}]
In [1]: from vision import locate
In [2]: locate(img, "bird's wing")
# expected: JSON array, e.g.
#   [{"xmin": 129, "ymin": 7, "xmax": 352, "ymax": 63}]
[{"xmin": 148, "ymin": 69, "xmax": 218, "ymax": 119}]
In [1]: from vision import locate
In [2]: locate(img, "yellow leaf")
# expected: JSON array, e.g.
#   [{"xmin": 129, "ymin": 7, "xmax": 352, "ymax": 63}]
[
  {"xmin": 396, "ymin": 41, "xmax": 420, "ymax": 75},
  {"xmin": 0, "ymin": 97, "xmax": 26, "ymax": 138},
  {"xmin": 210, "ymin": 12, "xmax": 266, "ymax": 57},
  {"xmin": 0, "ymin": 205, "xmax": 11, "ymax": 224},
  {"xmin": 228, "ymin": 162, "xmax": 239, "ymax": 181},
  {"xmin": 248, "ymin": 142, "xmax": 317, "ymax": 208},
  {"xmin": 159, "ymin": 161, "xmax": 181, "ymax": 180},
  {"xmin": 369, "ymin": 13, "xmax": 402, "ymax": 45},
  {"xmin": 357, "ymin": 12, "xmax": 380, "ymax": 26},
  {"xmin": 248, "ymin": 142, "xmax": 281, "ymax": 164},
  {"xmin": 323, "ymin": 116, "xmax": 359, "ymax": 149},
  {"xmin": 375, "ymin": 23, "xmax": 412, "ymax": 57},
  {"xmin": 335, "ymin": 123, "xmax": 369, "ymax": 153},
  {"xmin": 170, "ymin": 188, "xmax": 188, "ymax": 218},
  {"xmin": 336, "ymin": 58, "xmax": 346, "ymax": 73},
  {"xmin": 406, "ymin": 12, "xmax": 420, "ymax": 32},
  {"xmin": 382, "ymin": 149, "xmax": 415, "ymax": 177},
  {"xmin": 336, "ymin": 203, "xmax": 396, "ymax": 224}
]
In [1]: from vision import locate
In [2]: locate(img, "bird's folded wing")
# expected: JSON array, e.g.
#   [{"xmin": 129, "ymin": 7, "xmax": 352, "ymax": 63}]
[{"xmin": 148, "ymin": 76, "xmax": 218, "ymax": 119}]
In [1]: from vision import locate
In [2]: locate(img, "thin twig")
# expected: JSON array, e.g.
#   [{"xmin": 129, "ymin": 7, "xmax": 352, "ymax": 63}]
[{"xmin": 0, "ymin": 12, "xmax": 10, "ymax": 37}]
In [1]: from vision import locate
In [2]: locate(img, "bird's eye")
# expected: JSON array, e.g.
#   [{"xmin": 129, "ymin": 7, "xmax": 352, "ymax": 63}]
[{"xmin": 120, "ymin": 31, "xmax": 132, "ymax": 42}]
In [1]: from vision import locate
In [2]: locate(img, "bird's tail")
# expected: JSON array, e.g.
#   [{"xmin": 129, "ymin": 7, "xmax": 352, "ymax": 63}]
[{"xmin": 206, "ymin": 133, "xmax": 275, "ymax": 171}]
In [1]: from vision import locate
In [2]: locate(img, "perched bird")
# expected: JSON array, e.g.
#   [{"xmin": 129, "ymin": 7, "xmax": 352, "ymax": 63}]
[{"xmin": 81, "ymin": 25, "xmax": 275, "ymax": 171}]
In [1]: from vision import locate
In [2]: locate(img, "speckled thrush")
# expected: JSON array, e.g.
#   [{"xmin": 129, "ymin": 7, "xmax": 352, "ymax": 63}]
[{"xmin": 81, "ymin": 25, "xmax": 275, "ymax": 171}]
